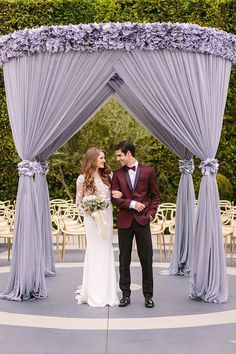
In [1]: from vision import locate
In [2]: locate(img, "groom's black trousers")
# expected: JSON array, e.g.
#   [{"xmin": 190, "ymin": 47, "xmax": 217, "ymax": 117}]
[{"xmin": 118, "ymin": 219, "xmax": 153, "ymax": 298}]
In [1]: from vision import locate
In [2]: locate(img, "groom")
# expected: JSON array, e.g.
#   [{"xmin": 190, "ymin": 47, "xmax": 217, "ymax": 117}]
[{"xmin": 111, "ymin": 141, "xmax": 160, "ymax": 308}]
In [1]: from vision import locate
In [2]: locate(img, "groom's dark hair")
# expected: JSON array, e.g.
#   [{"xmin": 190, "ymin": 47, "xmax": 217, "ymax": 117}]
[{"xmin": 115, "ymin": 141, "xmax": 136, "ymax": 157}]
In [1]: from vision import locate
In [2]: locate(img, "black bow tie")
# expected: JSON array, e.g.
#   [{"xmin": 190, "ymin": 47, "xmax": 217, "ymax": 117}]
[{"xmin": 126, "ymin": 165, "xmax": 136, "ymax": 171}]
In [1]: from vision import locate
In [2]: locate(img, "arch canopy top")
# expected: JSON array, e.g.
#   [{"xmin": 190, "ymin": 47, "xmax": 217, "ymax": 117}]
[{"xmin": 0, "ymin": 22, "xmax": 235, "ymax": 66}]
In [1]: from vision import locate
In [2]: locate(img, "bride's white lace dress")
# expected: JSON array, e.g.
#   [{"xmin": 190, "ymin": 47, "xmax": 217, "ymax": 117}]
[{"xmin": 75, "ymin": 174, "xmax": 118, "ymax": 307}]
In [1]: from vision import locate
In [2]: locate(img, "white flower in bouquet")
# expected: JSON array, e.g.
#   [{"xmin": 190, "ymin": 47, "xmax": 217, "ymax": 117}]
[
  {"xmin": 80, "ymin": 194, "xmax": 110, "ymax": 239},
  {"xmin": 80, "ymin": 194, "xmax": 109, "ymax": 214}
]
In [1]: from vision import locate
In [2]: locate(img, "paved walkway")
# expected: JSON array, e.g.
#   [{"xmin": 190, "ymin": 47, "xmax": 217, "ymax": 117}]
[{"xmin": 0, "ymin": 245, "xmax": 236, "ymax": 354}]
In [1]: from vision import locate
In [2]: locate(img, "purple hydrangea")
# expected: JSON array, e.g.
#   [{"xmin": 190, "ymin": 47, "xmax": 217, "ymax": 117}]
[{"xmin": 0, "ymin": 22, "xmax": 235, "ymax": 67}]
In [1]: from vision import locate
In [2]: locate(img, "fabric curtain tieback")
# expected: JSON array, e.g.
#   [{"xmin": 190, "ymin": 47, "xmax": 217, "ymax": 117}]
[
  {"xmin": 200, "ymin": 158, "xmax": 219, "ymax": 176},
  {"xmin": 179, "ymin": 159, "xmax": 194, "ymax": 174},
  {"xmin": 18, "ymin": 160, "xmax": 36, "ymax": 177},
  {"xmin": 34, "ymin": 161, "xmax": 49, "ymax": 175},
  {"xmin": 18, "ymin": 160, "xmax": 49, "ymax": 176}
]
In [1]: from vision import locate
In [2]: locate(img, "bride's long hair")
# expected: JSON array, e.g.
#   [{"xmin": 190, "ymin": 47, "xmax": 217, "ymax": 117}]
[{"xmin": 82, "ymin": 147, "xmax": 111, "ymax": 195}]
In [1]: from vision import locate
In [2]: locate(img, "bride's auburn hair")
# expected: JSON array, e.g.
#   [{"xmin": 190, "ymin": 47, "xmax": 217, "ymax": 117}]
[{"xmin": 82, "ymin": 147, "xmax": 111, "ymax": 195}]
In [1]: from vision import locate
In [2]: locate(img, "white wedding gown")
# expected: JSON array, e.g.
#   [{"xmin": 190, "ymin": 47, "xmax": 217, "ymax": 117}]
[{"xmin": 75, "ymin": 175, "xmax": 118, "ymax": 307}]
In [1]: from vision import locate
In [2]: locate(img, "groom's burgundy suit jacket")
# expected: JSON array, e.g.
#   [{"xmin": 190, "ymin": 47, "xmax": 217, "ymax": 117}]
[{"xmin": 111, "ymin": 164, "xmax": 160, "ymax": 228}]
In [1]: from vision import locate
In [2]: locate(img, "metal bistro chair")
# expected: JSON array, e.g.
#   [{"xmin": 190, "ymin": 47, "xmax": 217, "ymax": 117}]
[
  {"xmin": 0, "ymin": 209, "xmax": 9, "ymax": 227},
  {"xmin": 228, "ymin": 207, "xmax": 236, "ymax": 260},
  {"xmin": 0, "ymin": 204, "xmax": 15, "ymax": 260},
  {"xmin": 168, "ymin": 223, "xmax": 175, "ymax": 259},
  {"xmin": 150, "ymin": 212, "xmax": 166, "ymax": 261},
  {"xmin": 60, "ymin": 214, "xmax": 86, "ymax": 262},
  {"xmin": 51, "ymin": 212, "xmax": 62, "ymax": 262},
  {"xmin": 158, "ymin": 203, "xmax": 176, "ymax": 257},
  {"xmin": 0, "ymin": 225, "xmax": 14, "ymax": 261},
  {"xmin": 50, "ymin": 199, "xmax": 68, "ymax": 214},
  {"xmin": 220, "ymin": 200, "xmax": 232, "ymax": 213},
  {"xmin": 221, "ymin": 209, "xmax": 235, "ymax": 256},
  {"xmin": 230, "ymin": 229, "xmax": 236, "ymax": 261},
  {"xmin": 60, "ymin": 204, "xmax": 84, "ymax": 226}
]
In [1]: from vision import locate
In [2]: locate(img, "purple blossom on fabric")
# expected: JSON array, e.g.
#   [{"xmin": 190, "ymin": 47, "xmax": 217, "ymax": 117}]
[
  {"xmin": 200, "ymin": 158, "xmax": 219, "ymax": 176},
  {"xmin": 34, "ymin": 161, "xmax": 49, "ymax": 175},
  {"xmin": 0, "ymin": 22, "xmax": 235, "ymax": 67},
  {"xmin": 179, "ymin": 159, "xmax": 194, "ymax": 174},
  {"xmin": 18, "ymin": 160, "xmax": 36, "ymax": 177}
]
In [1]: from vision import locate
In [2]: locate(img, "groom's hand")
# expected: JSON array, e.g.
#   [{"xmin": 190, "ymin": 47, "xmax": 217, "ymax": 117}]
[{"xmin": 135, "ymin": 202, "xmax": 145, "ymax": 212}]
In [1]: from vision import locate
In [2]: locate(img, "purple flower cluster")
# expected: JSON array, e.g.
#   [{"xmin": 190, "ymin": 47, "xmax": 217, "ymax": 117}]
[
  {"xmin": 34, "ymin": 161, "xmax": 49, "ymax": 175},
  {"xmin": 200, "ymin": 158, "xmax": 219, "ymax": 176},
  {"xmin": 179, "ymin": 159, "xmax": 194, "ymax": 174},
  {"xmin": 18, "ymin": 160, "xmax": 36, "ymax": 177},
  {"xmin": 17, "ymin": 160, "xmax": 49, "ymax": 176},
  {"xmin": 0, "ymin": 22, "xmax": 235, "ymax": 66}
]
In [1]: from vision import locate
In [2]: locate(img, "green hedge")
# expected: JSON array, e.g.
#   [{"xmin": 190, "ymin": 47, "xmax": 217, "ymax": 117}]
[
  {"xmin": 0, "ymin": 0, "xmax": 235, "ymax": 202},
  {"xmin": 0, "ymin": 0, "xmax": 234, "ymax": 34}
]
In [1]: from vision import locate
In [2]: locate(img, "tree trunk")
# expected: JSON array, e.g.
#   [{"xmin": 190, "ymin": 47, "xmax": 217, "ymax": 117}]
[{"xmin": 53, "ymin": 166, "xmax": 74, "ymax": 201}]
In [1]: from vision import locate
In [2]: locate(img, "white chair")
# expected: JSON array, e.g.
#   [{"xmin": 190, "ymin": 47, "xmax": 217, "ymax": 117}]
[
  {"xmin": 231, "ymin": 230, "xmax": 236, "ymax": 260},
  {"xmin": 228, "ymin": 207, "xmax": 236, "ymax": 260},
  {"xmin": 0, "ymin": 209, "xmax": 9, "ymax": 227},
  {"xmin": 50, "ymin": 199, "xmax": 68, "ymax": 213},
  {"xmin": 60, "ymin": 216, "xmax": 86, "ymax": 261},
  {"xmin": 150, "ymin": 212, "xmax": 166, "ymax": 261},
  {"xmin": 220, "ymin": 200, "xmax": 232, "ymax": 213},
  {"xmin": 168, "ymin": 223, "xmax": 175, "ymax": 258},
  {"xmin": 61, "ymin": 204, "xmax": 84, "ymax": 226},
  {"xmin": 51, "ymin": 213, "xmax": 62, "ymax": 261},
  {"xmin": 0, "ymin": 225, "xmax": 14, "ymax": 261},
  {"xmin": 221, "ymin": 209, "xmax": 235, "ymax": 256},
  {"xmin": 158, "ymin": 203, "xmax": 176, "ymax": 256}
]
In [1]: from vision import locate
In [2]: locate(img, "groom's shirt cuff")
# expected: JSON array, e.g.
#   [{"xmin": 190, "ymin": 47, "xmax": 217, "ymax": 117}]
[{"xmin": 129, "ymin": 201, "xmax": 136, "ymax": 209}]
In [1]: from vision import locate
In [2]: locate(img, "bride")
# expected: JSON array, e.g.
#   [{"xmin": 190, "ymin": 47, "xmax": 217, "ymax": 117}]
[{"xmin": 75, "ymin": 147, "xmax": 121, "ymax": 307}]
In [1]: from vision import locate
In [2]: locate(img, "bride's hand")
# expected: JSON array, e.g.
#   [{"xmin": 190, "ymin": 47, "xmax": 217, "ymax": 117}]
[{"xmin": 112, "ymin": 190, "xmax": 122, "ymax": 199}]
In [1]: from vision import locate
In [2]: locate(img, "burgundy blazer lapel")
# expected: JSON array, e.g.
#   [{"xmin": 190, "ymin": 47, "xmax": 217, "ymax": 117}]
[
  {"xmin": 133, "ymin": 163, "xmax": 141, "ymax": 191},
  {"xmin": 123, "ymin": 167, "xmax": 133, "ymax": 191}
]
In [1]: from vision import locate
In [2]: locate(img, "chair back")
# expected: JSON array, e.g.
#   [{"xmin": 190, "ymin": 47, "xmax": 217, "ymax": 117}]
[{"xmin": 158, "ymin": 203, "xmax": 176, "ymax": 220}]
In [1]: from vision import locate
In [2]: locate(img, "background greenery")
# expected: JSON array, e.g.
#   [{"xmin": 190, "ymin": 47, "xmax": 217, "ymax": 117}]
[{"xmin": 0, "ymin": 0, "xmax": 235, "ymax": 203}]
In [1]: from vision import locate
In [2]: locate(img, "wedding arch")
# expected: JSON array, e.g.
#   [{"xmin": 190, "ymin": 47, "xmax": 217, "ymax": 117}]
[{"xmin": 0, "ymin": 22, "xmax": 235, "ymax": 303}]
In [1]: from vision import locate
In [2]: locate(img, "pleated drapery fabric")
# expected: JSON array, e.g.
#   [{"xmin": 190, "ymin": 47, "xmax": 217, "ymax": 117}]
[
  {"xmin": 35, "ymin": 85, "xmax": 114, "ymax": 277},
  {"xmin": 114, "ymin": 50, "xmax": 231, "ymax": 302},
  {"xmin": 109, "ymin": 78, "xmax": 195, "ymax": 276},
  {"xmin": 0, "ymin": 46, "xmax": 232, "ymax": 303},
  {"xmin": 0, "ymin": 51, "xmax": 120, "ymax": 300}
]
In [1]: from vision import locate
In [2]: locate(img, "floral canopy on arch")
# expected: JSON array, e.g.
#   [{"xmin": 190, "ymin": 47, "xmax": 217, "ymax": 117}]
[{"xmin": 0, "ymin": 22, "xmax": 235, "ymax": 65}]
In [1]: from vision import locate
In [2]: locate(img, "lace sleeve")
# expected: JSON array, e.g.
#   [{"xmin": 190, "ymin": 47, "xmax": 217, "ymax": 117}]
[{"xmin": 76, "ymin": 175, "xmax": 84, "ymax": 205}]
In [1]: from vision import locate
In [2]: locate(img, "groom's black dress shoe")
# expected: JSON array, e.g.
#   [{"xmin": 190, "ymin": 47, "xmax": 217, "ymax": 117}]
[
  {"xmin": 119, "ymin": 296, "xmax": 130, "ymax": 307},
  {"xmin": 145, "ymin": 297, "xmax": 155, "ymax": 308}
]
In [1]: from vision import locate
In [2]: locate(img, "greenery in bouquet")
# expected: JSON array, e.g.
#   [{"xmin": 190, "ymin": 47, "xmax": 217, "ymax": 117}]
[{"xmin": 80, "ymin": 195, "xmax": 109, "ymax": 214}]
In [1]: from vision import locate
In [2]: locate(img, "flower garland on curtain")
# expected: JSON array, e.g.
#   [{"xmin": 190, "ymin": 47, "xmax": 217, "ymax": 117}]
[{"xmin": 0, "ymin": 22, "xmax": 235, "ymax": 66}]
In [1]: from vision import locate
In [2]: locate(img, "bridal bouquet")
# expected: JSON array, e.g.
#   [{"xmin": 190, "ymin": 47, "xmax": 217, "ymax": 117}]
[
  {"xmin": 80, "ymin": 195, "xmax": 109, "ymax": 240},
  {"xmin": 80, "ymin": 195, "xmax": 109, "ymax": 213}
]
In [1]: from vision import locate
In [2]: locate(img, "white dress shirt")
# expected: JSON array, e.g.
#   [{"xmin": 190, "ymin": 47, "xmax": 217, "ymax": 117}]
[{"xmin": 128, "ymin": 160, "xmax": 139, "ymax": 210}]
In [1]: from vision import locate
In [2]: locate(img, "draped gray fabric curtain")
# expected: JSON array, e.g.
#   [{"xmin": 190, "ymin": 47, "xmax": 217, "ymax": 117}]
[
  {"xmin": 109, "ymin": 78, "xmax": 195, "ymax": 275},
  {"xmin": 1, "ymin": 172, "xmax": 47, "ymax": 301},
  {"xmin": 0, "ymin": 45, "xmax": 231, "ymax": 303},
  {"xmin": 35, "ymin": 167, "xmax": 55, "ymax": 277},
  {"xmin": 41, "ymin": 84, "xmax": 113, "ymax": 158},
  {"xmin": 0, "ymin": 51, "xmax": 119, "ymax": 300},
  {"xmin": 35, "ymin": 85, "xmax": 113, "ymax": 277},
  {"xmin": 169, "ymin": 159, "xmax": 195, "ymax": 275},
  {"xmin": 114, "ymin": 50, "xmax": 231, "ymax": 302}
]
